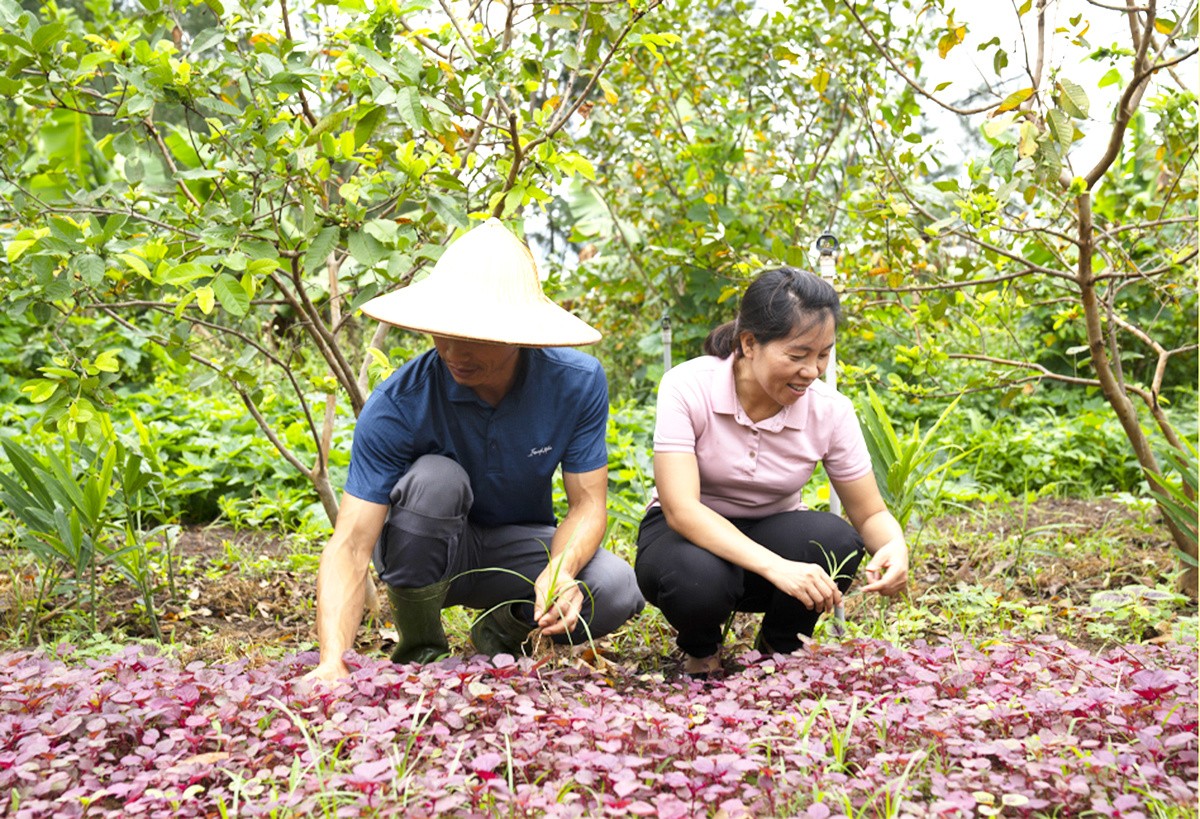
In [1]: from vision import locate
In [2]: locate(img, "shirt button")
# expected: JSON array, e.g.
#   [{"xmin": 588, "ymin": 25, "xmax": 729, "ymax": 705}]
[{"xmin": 749, "ymin": 451, "xmax": 756, "ymax": 458}]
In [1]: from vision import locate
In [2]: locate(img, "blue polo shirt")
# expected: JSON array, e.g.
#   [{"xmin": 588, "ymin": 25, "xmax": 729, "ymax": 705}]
[{"xmin": 344, "ymin": 348, "xmax": 609, "ymax": 526}]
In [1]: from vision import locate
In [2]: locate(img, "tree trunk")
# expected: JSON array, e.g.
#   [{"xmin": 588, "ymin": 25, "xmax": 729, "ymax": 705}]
[{"xmin": 1076, "ymin": 193, "xmax": 1198, "ymax": 599}]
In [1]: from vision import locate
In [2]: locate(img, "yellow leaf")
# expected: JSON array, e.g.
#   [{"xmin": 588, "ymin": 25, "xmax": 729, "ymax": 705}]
[
  {"xmin": 811, "ymin": 67, "xmax": 830, "ymax": 93},
  {"xmin": 196, "ymin": 286, "xmax": 215, "ymax": 314},
  {"xmin": 996, "ymin": 87, "xmax": 1034, "ymax": 113},
  {"xmin": 1018, "ymin": 121, "xmax": 1039, "ymax": 157},
  {"xmin": 937, "ymin": 22, "xmax": 966, "ymax": 58},
  {"xmin": 1154, "ymin": 18, "xmax": 1174, "ymax": 34}
]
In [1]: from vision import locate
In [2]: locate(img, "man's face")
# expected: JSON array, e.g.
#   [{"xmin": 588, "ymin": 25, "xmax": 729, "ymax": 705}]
[{"xmin": 431, "ymin": 336, "xmax": 522, "ymax": 404}]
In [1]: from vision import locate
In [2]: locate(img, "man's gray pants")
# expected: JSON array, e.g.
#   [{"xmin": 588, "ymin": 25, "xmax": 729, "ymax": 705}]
[{"xmin": 373, "ymin": 455, "xmax": 644, "ymax": 644}]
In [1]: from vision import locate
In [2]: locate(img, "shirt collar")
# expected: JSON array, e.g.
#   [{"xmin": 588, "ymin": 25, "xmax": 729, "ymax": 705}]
[{"xmin": 711, "ymin": 353, "xmax": 807, "ymax": 432}]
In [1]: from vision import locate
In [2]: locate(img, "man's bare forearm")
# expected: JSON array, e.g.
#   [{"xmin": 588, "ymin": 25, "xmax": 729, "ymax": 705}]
[{"xmin": 315, "ymin": 539, "xmax": 371, "ymax": 662}]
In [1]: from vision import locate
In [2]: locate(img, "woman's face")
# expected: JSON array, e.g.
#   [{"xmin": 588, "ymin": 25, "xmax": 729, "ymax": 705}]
[{"xmin": 739, "ymin": 313, "xmax": 836, "ymax": 411}]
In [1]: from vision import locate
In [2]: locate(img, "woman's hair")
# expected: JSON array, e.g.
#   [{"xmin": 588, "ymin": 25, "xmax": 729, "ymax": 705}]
[{"xmin": 703, "ymin": 267, "xmax": 841, "ymax": 358}]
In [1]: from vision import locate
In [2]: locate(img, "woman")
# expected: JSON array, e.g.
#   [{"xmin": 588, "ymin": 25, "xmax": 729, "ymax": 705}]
[{"xmin": 636, "ymin": 267, "xmax": 908, "ymax": 676}]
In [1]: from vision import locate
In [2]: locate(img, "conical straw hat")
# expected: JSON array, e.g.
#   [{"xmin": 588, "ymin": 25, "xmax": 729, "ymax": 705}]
[{"xmin": 360, "ymin": 219, "xmax": 601, "ymax": 347}]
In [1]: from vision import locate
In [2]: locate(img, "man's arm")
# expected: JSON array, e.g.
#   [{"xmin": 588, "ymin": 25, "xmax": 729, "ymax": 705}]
[
  {"xmin": 306, "ymin": 494, "xmax": 390, "ymax": 681},
  {"xmin": 533, "ymin": 466, "xmax": 608, "ymax": 635}
]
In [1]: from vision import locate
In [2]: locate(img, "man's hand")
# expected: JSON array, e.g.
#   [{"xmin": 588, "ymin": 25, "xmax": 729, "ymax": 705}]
[
  {"xmin": 860, "ymin": 539, "xmax": 909, "ymax": 596},
  {"xmin": 533, "ymin": 561, "xmax": 584, "ymax": 636},
  {"xmin": 304, "ymin": 658, "xmax": 351, "ymax": 683}
]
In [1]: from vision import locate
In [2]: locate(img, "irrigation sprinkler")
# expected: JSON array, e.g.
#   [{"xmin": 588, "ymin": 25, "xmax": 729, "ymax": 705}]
[
  {"xmin": 661, "ymin": 312, "xmax": 673, "ymax": 373},
  {"xmin": 816, "ymin": 232, "xmax": 848, "ymax": 637}
]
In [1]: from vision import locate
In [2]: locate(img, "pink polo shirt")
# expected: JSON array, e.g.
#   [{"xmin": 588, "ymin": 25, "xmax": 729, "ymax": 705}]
[{"xmin": 650, "ymin": 354, "xmax": 873, "ymax": 519}]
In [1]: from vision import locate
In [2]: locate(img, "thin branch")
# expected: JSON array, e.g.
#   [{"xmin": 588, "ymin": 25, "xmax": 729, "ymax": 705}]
[
  {"xmin": 492, "ymin": 113, "xmax": 524, "ymax": 218},
  {"xmin": 279, "ymin": 0, "xmax": 317, "ymax": 126},
  {"xmin": 1085, "ymin": 8, "xmax": 1197, "ymax": 185},
  {"xmin": 142, "ymin": 118, "xmax": 202, "ymax": 210},
  {"xmin": 847, "ymin": 267, "xmax": 1043, "ymax": 294},
  {"xmin": 397, "ymin": 16, "xmax": 450, "ymax": 60},
  {"xmin": 533, "ymin": 0, "xmax": 665, "ymax": 150},
  {"xmin": 839, "ymin": 0, "xmax": 1001, "ymax": 116},
  {"xmin": 96, "ymin": 306, "xmax": 313, "ymax": 476},
  {"xmin": 1105, "ymin": 216, "xmax": 1197, "ymax": 235},
  {"xmin": 1093, "ymin": 248, "xmax": 1198, "ymax": 281},
  {"xmin": 1085, "ymin": 0, "xmax": 1151, "ymax": 10}
]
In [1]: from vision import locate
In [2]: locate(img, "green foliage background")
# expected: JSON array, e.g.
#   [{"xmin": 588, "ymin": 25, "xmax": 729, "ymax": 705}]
[{"xmin": 0, "ymin": 0, "xmax": 1195, "ymax": 595}]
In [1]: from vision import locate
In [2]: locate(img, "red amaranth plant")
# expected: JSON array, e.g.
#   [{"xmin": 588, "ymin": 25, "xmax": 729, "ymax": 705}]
[{"xmin": 0, "ymin": 636, "xmax": 1195, "ymax": 817}]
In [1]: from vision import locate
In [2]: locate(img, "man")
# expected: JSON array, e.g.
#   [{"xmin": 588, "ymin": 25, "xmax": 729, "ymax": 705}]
[{"xmin": 308, "ymin": 218, "xmax": 644, "ymax": 681}]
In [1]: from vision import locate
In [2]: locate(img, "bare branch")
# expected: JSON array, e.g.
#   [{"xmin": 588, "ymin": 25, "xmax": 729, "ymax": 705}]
[{"xmin": 848, "ymin": 267, "xmax": 1043, "ymax": 294}]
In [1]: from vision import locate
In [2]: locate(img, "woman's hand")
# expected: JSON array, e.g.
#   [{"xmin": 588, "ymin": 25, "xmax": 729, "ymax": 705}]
[
  {"xmin": 765, "ymin": 559, "xmax": 842, "ymax": 613},
  {"xmin": 860, "ymin": 539, "xmax": 908, "ymax": 596}
]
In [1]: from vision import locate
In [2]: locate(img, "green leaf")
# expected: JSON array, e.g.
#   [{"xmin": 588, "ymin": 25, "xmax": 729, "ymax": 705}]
[
  {"xmin": 305, "ymin": 110, "xmax": 349, "ymax": 146},
  {"xmin": 1056, "ymin": 78, "xmax": 1090, "ymax": 118},
  {"xmin": 394, "ymin": 86, "xmax": 426, "ymax": 131},
  {"xmin": 1098, "ymin": 67, "xmax": 1121, "ymax": 88},
  {"xmin": 427, "ymin": 191, "xmax": 467, "ymax": 229},
  {"xmin": 541, "ymin": 13, "xmax": 577, "ymax": 29},
  {"xmin": 348, "ymin": 230, "xmax": 388, "ymax": 268},
  {"xmin": 304, "ymin": 226, "xmax": 340, "ymax": 273},
  {"xmin": 213, "ymin": 274, "xmax": 249, "ymax": 315},
  {"xmin": 993, "ymin": 49, "xmax": 1009, "ymax": 75},
  {"xmin": 354, "ymin": 45, "xmax": 403, "ymax": 82},
  {"xmin": 1047, "ymin": 108, "xmax": 1072, "ymax": 153},
  {"xmin": 73, "ymin": 254, "xmax": 106, "ymax": 287},
  {"xmin": 31, "ymin": 21, "xmax": 66, "ymax": 53},
  {"xmin": 21, "ymin": 379, "xmax": 59, "ymax": 403},
  {"xmin": 191, "ymin": 27, "xmax": 225, "ymax": 54},
  {"xmin": 118, "ymin": 253, "xmax": 152, "ymax": 279},
  {"xmin": 7, "ymin": 237, "xmax": 41, "ymax": 263},
  {"xmin": 160, "ymin": 262, "xmax": 211, "ymax": 286},
  {"xmin": 353, "ymin": 105, "xmax": 386, "ymax": 148}
]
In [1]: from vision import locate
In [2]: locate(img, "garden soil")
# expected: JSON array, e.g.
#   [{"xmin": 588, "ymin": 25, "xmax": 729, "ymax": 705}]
[{"xmin": 1, "ymin": 496, "xmax": 1184, "ymax": 668}]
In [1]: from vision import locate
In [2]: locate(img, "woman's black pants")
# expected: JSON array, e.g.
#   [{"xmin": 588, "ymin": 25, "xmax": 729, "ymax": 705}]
[{"xmin": 634, "ymin": 507, "xmax": 864, "ymax": 658}]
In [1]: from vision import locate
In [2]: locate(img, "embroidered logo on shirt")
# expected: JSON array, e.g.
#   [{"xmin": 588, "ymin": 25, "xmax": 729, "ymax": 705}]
[{"xmin": 528, "ymin": 445, "xmax": 553, "ymax": 457}]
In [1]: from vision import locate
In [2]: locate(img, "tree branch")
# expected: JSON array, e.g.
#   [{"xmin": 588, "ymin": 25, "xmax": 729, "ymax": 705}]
[
  {"xmin": 142, "ymin": 118, "xmax": 202, "ymax": 210},
  {"xmin": 839, "ymin": 0, "xmax": 1002, "ymax": 116}
]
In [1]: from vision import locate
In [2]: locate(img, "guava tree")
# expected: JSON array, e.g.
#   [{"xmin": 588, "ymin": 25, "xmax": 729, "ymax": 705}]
[
  {"xmin": 829, "ymin": 0, "xmax": 1197, "ymax": 592},
  {"xmin": 560, "ymin": 0, "xmax": 924, "ymax": 396},
  {"xmin": 0, "ymin": 0, "xmax": 665, "ymax": 521}
]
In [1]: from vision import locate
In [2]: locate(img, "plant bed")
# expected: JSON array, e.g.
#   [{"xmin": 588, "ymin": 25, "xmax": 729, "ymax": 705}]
[{"xmin": 1, "ymin": 636, "xmax": 1195, "ymax": 817}]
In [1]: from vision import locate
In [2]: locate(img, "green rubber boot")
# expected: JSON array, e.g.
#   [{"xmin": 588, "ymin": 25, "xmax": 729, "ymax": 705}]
[
  {"xmin": 386, "ymin": 581, "xmax": 450, "ymax": 664},
  {"xmin": 470, "ymin": 603, "xmax": 535, "ymax": 657}
]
